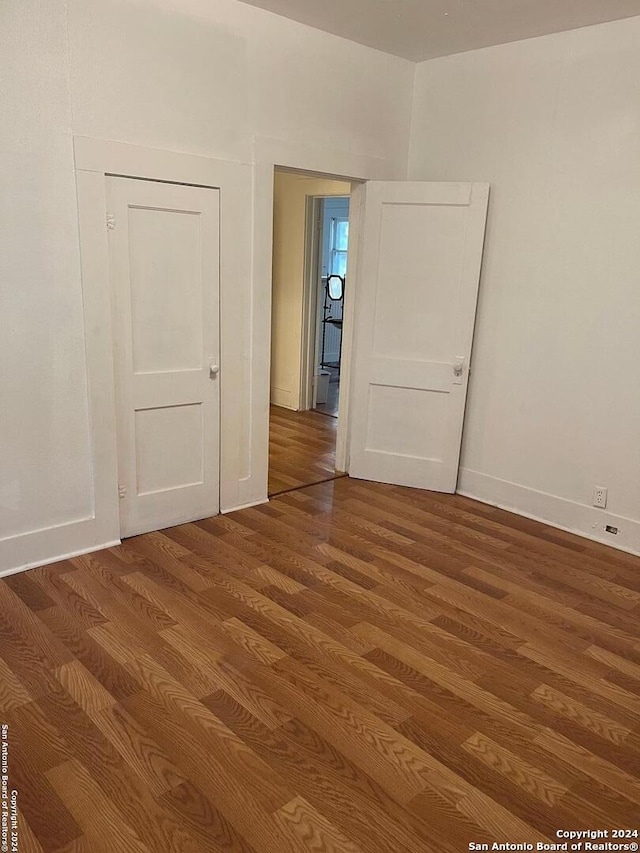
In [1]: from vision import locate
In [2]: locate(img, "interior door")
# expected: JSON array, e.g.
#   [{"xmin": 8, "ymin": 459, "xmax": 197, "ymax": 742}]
[
  {"xmin": 348, "ymin": 181, "xmax": 489, "ymax": 492},
  {"xmin": 107, "ymin": 176, "xmax": 220, "ymax": 537}
]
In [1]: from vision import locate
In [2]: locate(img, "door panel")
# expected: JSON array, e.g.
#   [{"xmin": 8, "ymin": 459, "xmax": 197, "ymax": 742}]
[
  {"xmin": 134, "ymin": 404, "xmax": 204, "ymax": 495},
  {"xmin": 107, "ymin": 177, "xmax": 220, "ymax": 537},
  {"xmin": 349, "ymin": 181, "xmax": 489, "ymax": 493},
  {"xmin": 128, "ymin": 205, "xmax": 203, "ymax": 373}
]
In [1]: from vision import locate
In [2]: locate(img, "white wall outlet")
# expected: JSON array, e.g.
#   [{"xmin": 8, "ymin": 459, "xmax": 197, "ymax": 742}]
[{"xmin": 592, "ymin": 486, "xmax": 608, "ymax": 509}]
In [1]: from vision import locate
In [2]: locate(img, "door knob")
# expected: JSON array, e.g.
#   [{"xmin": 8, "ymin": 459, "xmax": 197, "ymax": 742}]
[
  {"xmin": 209, "ymin": 362, "xmax": 220, "ymax": 378},
  {"xmin": 453, "ymin": 357, "xmax": 465, "ymax": 384}
]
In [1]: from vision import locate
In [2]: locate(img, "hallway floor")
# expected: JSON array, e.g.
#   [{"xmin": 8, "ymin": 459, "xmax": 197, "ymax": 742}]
[
  {"xmin": 268, "ymin": 405, "xmax": 344, "ymax": 497},
  {"xmin": 314, "ymin": 367, "xmax": 340, "ymax": 418},
  {"xmin": 314, "ymin": 380, "xmax": 340, "ymax": 418}
]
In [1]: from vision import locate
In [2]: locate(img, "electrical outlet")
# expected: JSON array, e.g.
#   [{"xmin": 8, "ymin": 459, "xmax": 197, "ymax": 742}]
[{"xmin": 592, "ymin": 486, "xmax": 607, "ymax": 509}]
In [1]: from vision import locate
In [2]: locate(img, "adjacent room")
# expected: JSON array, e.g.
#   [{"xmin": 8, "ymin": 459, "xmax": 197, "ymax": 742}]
[
  {"xmin": 268, "ymin": 170, "xmax": 351, "ymax": 497},
  {"xmin": 2, "ymin": 0, "xmax": 640, "ymax": 850}
]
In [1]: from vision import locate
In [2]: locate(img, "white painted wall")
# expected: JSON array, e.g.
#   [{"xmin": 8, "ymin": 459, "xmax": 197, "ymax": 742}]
[
  {"xmin": 271, "ymin": 173, "xmax": 350, "ymax": 410},
  {"xmin": 0, "ymin": 0, "xmax": 413, "ymax": 573},
  {"xmin": 68, "ymin": 0, "xmax": 414, "ymax": 172},
  {"xmin": 409, "ymin": 16, "xmax": 640, "ymax": 553},
  {"xmin": 0, "ymin": 1, "xmax": 93, "ymax": 546}
]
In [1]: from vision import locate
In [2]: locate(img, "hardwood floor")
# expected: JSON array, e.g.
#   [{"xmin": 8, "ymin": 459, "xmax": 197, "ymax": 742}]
[
  {"xmin": 268, "ymin": 404, "xmax": 344, "ymax": 496},
  {"xmin": 3, "ymin": 477, "xmax": 640, "ymax": 852},
  {"xmin": 315, "ymin": 373, "xmax": 340, "ymax": 418}
]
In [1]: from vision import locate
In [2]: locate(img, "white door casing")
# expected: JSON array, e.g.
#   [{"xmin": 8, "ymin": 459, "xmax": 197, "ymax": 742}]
[
  {"xmin": 348, "ymin": 181, "xmax": 489, "ymax": 492},
  {"xmin": 107, "ymin": 176, "xmax": 220, "ymax": 537}
]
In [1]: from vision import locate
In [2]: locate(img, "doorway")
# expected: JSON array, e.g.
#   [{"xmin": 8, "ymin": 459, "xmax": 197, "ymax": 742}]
[
  {"xmin": 311, "ymin": 195, "xmax": 350, "ymax": 419},
  {"xmin": 268, "ymin": 169, "xmax": 352, "ymax": 497}
]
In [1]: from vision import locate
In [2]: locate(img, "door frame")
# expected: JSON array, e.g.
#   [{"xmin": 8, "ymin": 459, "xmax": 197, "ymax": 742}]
[
  {"xmin": 299, "ymin": 194, "xmax": 324, "ymax": 412},
  {"xmin": 74, "ymin": 137, "xmax": 256, "ymax": 547},
  {"xmin": 253, "ymin": 135, "xmax": 388, "ymax": 474},
  {"xmin": 271, "ymin": 173, "xmax": 360, "ymax": 471}
]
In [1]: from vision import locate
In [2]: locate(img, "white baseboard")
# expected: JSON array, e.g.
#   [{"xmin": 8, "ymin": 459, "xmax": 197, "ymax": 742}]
[
  {"xmin": 0, "ymin": 537, "xmax": 121, "ymax": 579},
  {"xmin": 457, "ymin": 468, "xmax": 640, "ymax": 557},
  {"xmin": 0, "ymin": 512, "xmax": 121, "ymax": 576},
  {"xmin": 1, "ymin": 492, "xmax": 270, "ymax": 578}
]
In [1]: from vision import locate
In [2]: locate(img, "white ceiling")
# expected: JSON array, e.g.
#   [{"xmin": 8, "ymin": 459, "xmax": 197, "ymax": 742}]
[{"xmin": 237, "ymin": 0, "xmax": 640, "ymax": 61}]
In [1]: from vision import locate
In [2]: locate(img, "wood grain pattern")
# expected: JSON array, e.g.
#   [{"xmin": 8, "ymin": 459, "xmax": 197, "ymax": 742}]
[
  {"xmin": 275, "ymin": 796, "xmax": 365, "ymax": 853},
  {"xmin": 0, "ymin": 476, "xmax": 638, "ymax": 851},
  {"xmin": 269, "ymin": 405, "xmax": 345, "ymax": 496}
]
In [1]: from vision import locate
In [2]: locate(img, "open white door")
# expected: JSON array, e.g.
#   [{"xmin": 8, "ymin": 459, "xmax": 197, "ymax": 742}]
[
  {"xmin": 349, "ymin": 182, "xmax": 489, "ymax": 492},
  {"xmin": 107, "ymin": 176, "xmax": 220, "ymax": 537}
]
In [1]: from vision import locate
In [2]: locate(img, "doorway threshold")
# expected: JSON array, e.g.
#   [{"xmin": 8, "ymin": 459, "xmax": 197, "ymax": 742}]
[{"xmin": 269, "ymin": 472, "xmax": 348, "ymax": 499}]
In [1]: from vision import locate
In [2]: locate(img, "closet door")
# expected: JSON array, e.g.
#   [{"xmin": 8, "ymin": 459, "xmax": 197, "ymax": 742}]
[{"xmin": 107, "ymin": 176, "xmax": 220, "ymax": 537}]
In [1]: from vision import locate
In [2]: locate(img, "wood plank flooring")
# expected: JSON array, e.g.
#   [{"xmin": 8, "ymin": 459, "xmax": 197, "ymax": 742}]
[
  {"xmin": 268, "ymin": 405, "xmax": 343, "ymax": 496},
  {"xmin": 2, "ymin": 477, "xmax": 640, "ymax": 852}
]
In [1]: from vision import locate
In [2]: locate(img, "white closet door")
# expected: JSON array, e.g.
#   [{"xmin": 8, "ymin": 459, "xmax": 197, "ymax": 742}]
[
  {"xmin": 349, "ymin": 181, "xmax": 489, "ymax": 492},
  {"xmin": 107, "ymin": 176, "xmax": 220, "ymax": 537}
]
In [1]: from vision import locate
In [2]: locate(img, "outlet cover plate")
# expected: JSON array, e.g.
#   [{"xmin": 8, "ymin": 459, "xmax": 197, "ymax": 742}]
[{"xmin": 593, "ymin": 486, "xmax": 608, "ymax": 509}]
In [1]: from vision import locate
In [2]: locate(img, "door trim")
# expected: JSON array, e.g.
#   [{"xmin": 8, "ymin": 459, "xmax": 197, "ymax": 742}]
[
  {"xmin": 299, "ymin": 195, "xmax": 323, "ymax": 412},
  {"xmin": 335, "ymin": 183, "xmax": 364, "ymax": 471},
  {"xmin": 253, "ymin": 136, "xmax": 395, "ymax": 476},
  {"xmin": 74, "ymin": 137, "xmax": 256, "ymax": 546}
]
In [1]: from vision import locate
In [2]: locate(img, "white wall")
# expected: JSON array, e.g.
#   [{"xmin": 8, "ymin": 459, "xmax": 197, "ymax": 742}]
[
  {"xmin": 409, "ymin": 16, "xmax": 640, "ymax": 553},
  {"xmin": 271, "ymin": 173, "xmax": 350, "ymax": 410},
  {"xmin": 68, "ymin": 0, "xmax": 414, "ymax": 172},
  {"xmin": 0, "ymin": 0, "xmax": 413, "ymax": 573},
  {"xmin": 0, "ymin": 2, "xmax": 94, "ymax": 551}
]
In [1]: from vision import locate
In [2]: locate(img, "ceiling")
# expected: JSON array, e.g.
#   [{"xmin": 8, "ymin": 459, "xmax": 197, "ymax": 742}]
[{"xmin": 237, "ymin": 0, "xmax": 640, "ymax": 61}]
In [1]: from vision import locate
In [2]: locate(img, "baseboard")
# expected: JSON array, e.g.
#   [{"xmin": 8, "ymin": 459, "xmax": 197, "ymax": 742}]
[
  {"xmin": 1, "ymin": 492, "xmax": 269, "ymax": 577},
  {"xmin": 221, "ymin": 497, "xmax": 268, "ymax": 514},
  {"xmin": 457, "ymin": 468, "xmax": 640, "ymax": 557},
  {"xmin": 0, "ymin": 537, "xmax": 121, "ymax": 579}
]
